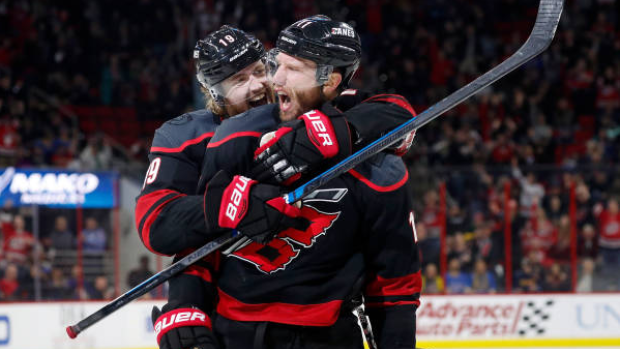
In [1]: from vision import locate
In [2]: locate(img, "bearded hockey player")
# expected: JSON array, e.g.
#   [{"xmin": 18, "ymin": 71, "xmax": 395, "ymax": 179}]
[{"xmin": 157, "ymin": 15, "xmax": 421, "ymax": 349}]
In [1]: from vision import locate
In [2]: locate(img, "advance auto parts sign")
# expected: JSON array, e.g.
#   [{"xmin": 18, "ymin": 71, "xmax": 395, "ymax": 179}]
[
  {"xmin": 417, "ymin": 294, "xmax": 620, "ymax": 341},
  {"xmin": 0, "ymin": 167, "xmax": 117, "ymax": 208}
]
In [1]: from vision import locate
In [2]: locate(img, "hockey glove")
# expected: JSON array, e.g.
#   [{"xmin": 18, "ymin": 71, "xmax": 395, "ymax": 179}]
[
  {"xmin": 152, "ymin": 301, "xmax": 219, "ymax": 349},
  {"xmin": 251, "ymin": 109, "xmax": 352, "ymax": 185},
  {"xmin": 204, "ymin": 170, "xmax": 309, "ymax": 244}
]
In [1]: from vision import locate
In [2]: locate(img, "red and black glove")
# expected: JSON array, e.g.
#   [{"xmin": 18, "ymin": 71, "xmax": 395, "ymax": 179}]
[
  {"xmin": 251, "ymin": 108, "xmax": 352, "ymax": 185},
  {"xmin": 152, "ymin": 301, "xmax": 219, "ymax": 349},
  {"xmin": 204, "ymin": 170, "xmax": 309, "ymax": 244}
]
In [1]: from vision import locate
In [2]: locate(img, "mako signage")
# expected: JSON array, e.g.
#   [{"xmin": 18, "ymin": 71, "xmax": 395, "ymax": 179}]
[{"xmin": 0, "ymin": 167, "xmax": 117, "ymax": 208}]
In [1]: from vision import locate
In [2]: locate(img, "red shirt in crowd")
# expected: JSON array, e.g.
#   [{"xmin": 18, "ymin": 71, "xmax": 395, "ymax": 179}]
[
  {"xmin": 422, "ymin": 206, "xmax": 443, "ymax": 239},
  {"xmin": 521, "ymin": 218, "xmax": 558, "ymax": 265},
  {"xmin": 598, "ymin": 209, "xmax": 620, "ymax": 249},
  {"xmin": 3, "ymin": 227, "xmax": 35, "ymax": 264},
  {"xmin": 0, "ymin": 278, "xmax": 18, "ymax": 298}
]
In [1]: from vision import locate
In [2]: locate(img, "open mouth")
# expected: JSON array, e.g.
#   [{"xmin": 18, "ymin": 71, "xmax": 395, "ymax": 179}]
[
  {"xmin": 248, "ymin": 93, "xmax": 268, "ymax": 108},
  {"xmin": 277, "ymin": 91, "xmax": 292, "ymax": 112}
]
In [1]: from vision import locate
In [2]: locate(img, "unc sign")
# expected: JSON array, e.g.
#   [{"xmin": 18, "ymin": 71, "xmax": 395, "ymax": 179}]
[{"xmin": 577, "ymin": 304, "xmax": 620, "ymax": 329}]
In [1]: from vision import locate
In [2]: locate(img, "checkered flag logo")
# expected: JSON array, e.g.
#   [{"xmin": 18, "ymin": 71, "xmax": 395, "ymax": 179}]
[{"xmin": 517, "ymin": 299, "xmax": 554, "ymax": 336}]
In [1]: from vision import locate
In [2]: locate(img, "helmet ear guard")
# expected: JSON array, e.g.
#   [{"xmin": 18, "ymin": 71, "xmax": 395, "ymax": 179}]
[{"xmin": 316, "ymin": 65, "xmax": 334, "ymax": 85}]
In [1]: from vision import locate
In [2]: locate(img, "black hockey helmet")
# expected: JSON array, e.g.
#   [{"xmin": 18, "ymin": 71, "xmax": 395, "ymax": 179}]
[
  {"xmin": 273, "ymin": 15, "xmax": 361, "ymax": 87},
  {"xmin": 194, "ymin": 25, "xmax": 265, "ymax": 96}
]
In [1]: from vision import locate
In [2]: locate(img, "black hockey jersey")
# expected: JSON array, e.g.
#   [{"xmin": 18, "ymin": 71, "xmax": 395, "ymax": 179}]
[
  {"xmin": 195, "ymin": 97, "xmax": 422, "ymax": 348},
  {"xmin": 135, "ymin": 109, "xmax": 221, "ymax": 256},
  {"xmin": 137, "ymin": 92, "xmax": 416, "ymax": 258}
]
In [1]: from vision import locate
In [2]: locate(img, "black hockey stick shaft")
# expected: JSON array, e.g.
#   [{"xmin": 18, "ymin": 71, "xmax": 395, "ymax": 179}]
[
  {"xmin": 67, "ymin": 0, "xmax": 563, "ymax": 339},
  {"xmin": 285, "ymin": 0, "xmax": 563, "ymax": 203},
  {"xmin": 66, "ymin": 231, "xmax": 240, "ymax": 338}
]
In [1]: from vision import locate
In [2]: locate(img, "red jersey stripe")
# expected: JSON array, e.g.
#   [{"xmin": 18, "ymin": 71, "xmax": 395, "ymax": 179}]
[
  {"xmin": 150, "ymin": 132, "xmax": 214, "ymax": 153},
  {"xmin": 348, "ymin": 168, "xmax": 409, "ymax": 192},
  {"xmin": 217, "ymin": 289, "xmax": 343, "ymax": 326},
  {"xmin": 366, "ymin": 300, "xmax": 421, "ymax": 308},
  {"xmin": 365, "ymin": 271, "xmax": 422, "ymax": 297},
  {"xmin": 135, "ymin": 189, "xmax": 185, "ymax": 254},
  {"xmin": 206, "ymin": 131, "xmax": 263, "ymax": 148},
  {"xmin": 184, "ymin": 264, "xmax": 213, "ymax": 283},
  {"xmin": 363, "ymin": 94, "xmax": 417, "ymax": 116}
]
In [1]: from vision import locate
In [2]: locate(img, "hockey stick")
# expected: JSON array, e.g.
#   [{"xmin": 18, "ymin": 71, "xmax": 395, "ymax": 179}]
[
  {"xmin": 67, "ymin": 0, "xmax": 562, "ymax": 338},
  {"xmin": 66, "ymin": 231, "xmax": 240, "ymax": 338},
  {"xmin": 285, "ymin": 0, "xmax": 563, "ymax": 203}
]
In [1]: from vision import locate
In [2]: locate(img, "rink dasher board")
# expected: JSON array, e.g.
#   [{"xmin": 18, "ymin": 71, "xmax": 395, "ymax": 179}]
[
  {"xmin": 1, "ymin": 294, "xmax": 619, "ymax": 349},
  {"xmin": 417, "ymin": 293, "xmax": 620, "ymax": 348},
  {"xmin": 0, "ymin": 300, "xmax": 165, "ymax": 349}
]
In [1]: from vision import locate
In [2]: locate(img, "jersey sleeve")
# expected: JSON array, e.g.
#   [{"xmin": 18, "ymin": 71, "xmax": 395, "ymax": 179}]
[
  {"xmin": 353, "ymin": 158, "xmax": 421, "ymax": 349},
  {"xmin": 343, "ymin": 93, "xmax": 416, "ymax": 149},
  {"xmin": 135, "ymin": 127, "xmax": 214, "ymax": 256}
]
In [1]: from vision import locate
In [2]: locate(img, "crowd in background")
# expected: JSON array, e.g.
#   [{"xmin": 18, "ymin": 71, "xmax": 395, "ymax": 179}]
[
  {"xmin": 0, "ymin": 0, "xmax": 619, "ymax": 299},
  {"xmin": 0, "ymin": 204, "xmax": 116, "ymax": 301}
]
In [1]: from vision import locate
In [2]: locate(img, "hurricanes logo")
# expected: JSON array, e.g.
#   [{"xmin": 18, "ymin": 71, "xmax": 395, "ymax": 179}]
[{"xmin": 231, "ymin": 205, "xmax": 340, "ymax": 273}]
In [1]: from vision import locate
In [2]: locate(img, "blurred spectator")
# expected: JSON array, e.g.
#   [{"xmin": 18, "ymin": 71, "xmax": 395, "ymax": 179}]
[
  {"xmin": 446, "ymin": 204, "xmax": 470, "ymax": 235},
  {"xmin": 448, "ymin": 232, "xmax": 473, "ymax": 272},
  {"xmin": 512, "ymin": 165, "xmax": 545, "ymax": 218},
  {"xmin": 594, "ymin": 198, "xmax": 620, "ymax": 289},
  {"xmin": 471, "ymin": 223, "xmax": 501, "ymax": 266},
  {"xmin": 127, "ymin": 255, "xmax": 154, "ymax": 289},
  {"xmin": 422, "ymin": 263, "xmax": 444, "ymax": 294},
  {"xmin": 545, "ymin": 195, "xmax": 565, "ymax": 224},
  {"xmin": 470, "ymin": 259, "xmax": 497, "ymax": 294},
  {"xmin": 73, "ymin": 134, "xmax": 113, "ymax": 171},
  {"xmin": 49, "ymin": 216, "xmax": 74, "ymax": 251},
  {"xmin": 0, "ymin": 263, "xmax": 19, "ymax": 300},
  {"xmin": 416, "ymin": 221, "xmax": 439, "ymax": 267},
  {"xmin": 45, "ymin": 267, "xmax": 72, "ymax": 300},
  {"xmin": 2, "ymin": 215, "xmax": 36, "ymax": 265},
  {"xmin": 81, "ymin": 217, "xmax": 107, "ymax": 252},
  {"xmin": 542, "ymin": 262, "xmax": 570, "ymax": 292},
  {"xmin": 577, "ymin": 224, "xmax": 599, "ymax": 259},
  {"xmin": 547, "ymin": 215, "xmax": 572, "ymax": 263},
  {"xmin": 0, "ymin": 116, "xmax": 19, "ymax": 166},
  {"xmin": 445, "ymin": 258, "xmax": 471, "ymax": 294},
  {"xmin": 520, "ymin": 208, "xmax": 557, "ymax": 266},
  {"xmin": 575, "ymin": 183, "xmax": 597, "ymax": 228},
  {"xmin": 420, "ymin": 190, "xmax": 443, "ymax": 239},
  {"xmin": 86, "ymin": 275, "xmax": 114, "ymax": 300},
  {"xmin": 576, "ymin": 258, "xmax": 604, "ymax": 293},
  {"xmin": 513, "ymin": 257, "xmax": 542, "ymax": 293},
  {"xmin": 66, "ymin": 265, "xmax": 88, "ymax": 300}
]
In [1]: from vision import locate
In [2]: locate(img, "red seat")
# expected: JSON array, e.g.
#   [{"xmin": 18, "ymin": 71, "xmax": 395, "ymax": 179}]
[
  {"xmin": 79, "ymin": 118, "xmax": 97, "ymax": 134},
  {"xmin": 578, "ymin": 115, "xmax": 595, "ymax": 131},
  {"xmin": 574, "ymin": 130, "xmax": 594, "ymax": 144}
]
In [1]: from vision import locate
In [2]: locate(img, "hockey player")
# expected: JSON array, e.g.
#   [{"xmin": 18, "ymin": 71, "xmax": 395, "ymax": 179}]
[
  {"xmin": 138, "ymin": 26, "xmax": 304, "ymax": 349},
  {"xmin": 141, "ymin": 23, "xmax": 418, "ymax": 349},
  {"xmin": 155, "ymin": 16, "xmax": 421, "ymax": 349}
]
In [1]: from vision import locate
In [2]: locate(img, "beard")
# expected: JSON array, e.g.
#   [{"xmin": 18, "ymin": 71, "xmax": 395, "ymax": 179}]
[
  {"xmin": 278, "ymin": 86, "xmax": 327, "ymax": 122},
  {"xmin": 223, "ymin": 84, "xmax": 274, "ymax": 117}
]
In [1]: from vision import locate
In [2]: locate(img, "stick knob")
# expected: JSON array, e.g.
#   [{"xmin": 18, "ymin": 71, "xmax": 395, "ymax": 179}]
[{"xmin": 66, "ymin": 325, "xmax": 79, "ymax": 339}]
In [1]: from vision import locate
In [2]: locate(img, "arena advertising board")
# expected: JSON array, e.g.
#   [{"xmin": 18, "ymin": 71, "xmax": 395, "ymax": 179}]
[
  {"xmin": 0, "ymin": 300, "xmax": 165, "ymax": 349},
  {"xmin": 417, "ymin": 293, "xmax": 620, "ymax": 347},
  {"xmin": 0, "ymin": 167, "xmax": 117, "ymax": 208},
  {"xmin": 0, "ymin": 295, "xmax": 619, "ymax": 349}
]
